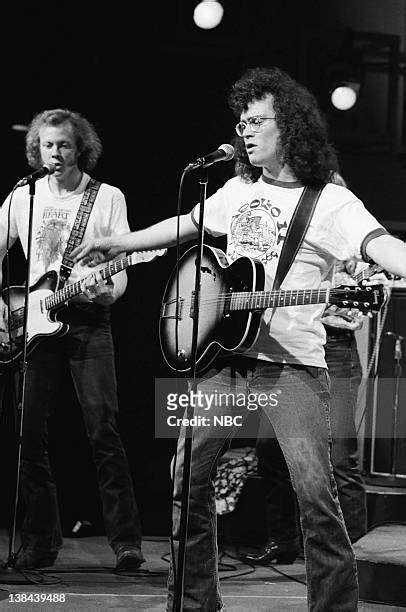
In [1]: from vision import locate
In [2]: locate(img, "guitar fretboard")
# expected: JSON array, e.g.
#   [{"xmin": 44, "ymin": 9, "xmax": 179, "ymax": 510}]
[
  {"xmin": 354, "ymin": 263, "xmax": 380, "ymax": 285},
  {"xmin": 45, "ymin": 255, "xmax": 133, "ymax": 310},
  {"xmin": 230, "ymin": 289, "xmax": 330, "ymax": 311}
]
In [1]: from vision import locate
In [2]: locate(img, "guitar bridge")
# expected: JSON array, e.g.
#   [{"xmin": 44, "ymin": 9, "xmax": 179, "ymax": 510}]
[{"xmin": 161, "ymin": 298, "xmax": 183, "ymax": 320}]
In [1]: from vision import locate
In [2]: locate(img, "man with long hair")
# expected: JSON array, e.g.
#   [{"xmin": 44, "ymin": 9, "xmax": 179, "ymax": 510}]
[
  {"xmin": 0, "ymin": 109, "xmax": 144, "ymax": 571},
  {"xmin": 72, "ymin": 67, "xmax": 406, "ymax": 610}
]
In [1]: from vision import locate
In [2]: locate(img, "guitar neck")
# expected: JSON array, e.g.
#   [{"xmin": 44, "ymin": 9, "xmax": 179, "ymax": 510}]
[
  {"xmin": 353, "ymin": 263, "xmax": 379, "ymax": 284},
  {"xmin": 229, "ymin": 288, "xmax": 330, "ymax": 311},
  {"xmin": 45, "ymin": 255, "xmax": 133, "ymax": 310}
]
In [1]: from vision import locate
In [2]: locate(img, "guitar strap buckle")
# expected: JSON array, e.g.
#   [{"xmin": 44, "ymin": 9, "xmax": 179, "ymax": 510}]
[
  {"xmin": 58, "ymin": 264, "xmax": 73, "ymax": 290},
  {"xmin": 59, "ymin": 264, "xmax": 72, "ymax": 278}
]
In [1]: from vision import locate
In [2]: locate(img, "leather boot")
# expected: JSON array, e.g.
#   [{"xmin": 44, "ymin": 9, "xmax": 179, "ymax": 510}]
[{"xmin": 241, "ymin": 538, "xmax": 299, "ymax": 565}]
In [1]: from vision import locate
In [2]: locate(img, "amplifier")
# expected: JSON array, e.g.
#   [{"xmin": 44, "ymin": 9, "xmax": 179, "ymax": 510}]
[{"xmin": 363, "ymin": 289, "xmax": 406, "ymax": 484}]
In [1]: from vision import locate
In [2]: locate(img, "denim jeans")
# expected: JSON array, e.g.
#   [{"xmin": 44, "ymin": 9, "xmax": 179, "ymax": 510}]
[
  {"xmin": 19, "ymin": 303, "xmax": 142, "ymax": 555},
  {"xmin": 167, "ymin": 357, "xmax": 358, "ymax": 611},
  {"xmin": 257, "ymin": 330, "xmax": 367, "ymax": 545},
  {"xmin": 326, "ymin": 332, "xmax": 366, "ymax": 541}
]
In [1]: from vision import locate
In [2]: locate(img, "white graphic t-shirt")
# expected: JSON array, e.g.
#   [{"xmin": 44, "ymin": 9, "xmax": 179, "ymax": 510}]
[
  {"xmin": 192, "ymin": 175, "xmax": 384, "ymax": 367},
  {"xmin": 0, "ymin": 172, "xmax": 130, "ymax": 287}
]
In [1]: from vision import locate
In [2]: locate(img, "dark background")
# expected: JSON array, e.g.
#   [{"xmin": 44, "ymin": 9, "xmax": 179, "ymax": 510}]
[{"xmin": 0, "ymin": 1, "xmax": 405, "ymax": 537}]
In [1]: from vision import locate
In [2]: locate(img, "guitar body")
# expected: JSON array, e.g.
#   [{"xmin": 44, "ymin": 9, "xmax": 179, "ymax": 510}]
[
  {"xmin": 159, "ymin": 245, "xmax": 265, "ymax": 373},
  {"xmin": 0, "ymin": 271, "xmax": 69, "ymax": 364}
]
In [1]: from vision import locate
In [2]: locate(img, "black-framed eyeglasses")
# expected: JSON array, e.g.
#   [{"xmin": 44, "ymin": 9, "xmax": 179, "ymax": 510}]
[{"xmin": 235, "ymin": 115, "xmax": 276, "ymax": 137}]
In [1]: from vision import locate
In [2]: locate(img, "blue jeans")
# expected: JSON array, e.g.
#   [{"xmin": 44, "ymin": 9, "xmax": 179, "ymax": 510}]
[
  {"xmin": 326, "ymin": 331, "xmax": 367, "ymax": 542},
  {"xmin": 19, "ymin": 303, "xmax": 142, "ymax": 555},
  {"xmin": 167, "ymin": 358, "xmax": 358, "ymax": 611},
  {"xmin": 257, "ymin": 330, "xmax": 367, "ymax": 545}
]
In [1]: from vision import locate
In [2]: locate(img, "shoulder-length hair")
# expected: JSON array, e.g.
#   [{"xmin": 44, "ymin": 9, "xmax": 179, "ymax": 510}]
[
  {"xmin": 228, "ymin": 66, "xmax": 338, "ymax": 186},
  {"xmin": 25, "ymin": 108, "xmax": 102, "ymax": 171}
]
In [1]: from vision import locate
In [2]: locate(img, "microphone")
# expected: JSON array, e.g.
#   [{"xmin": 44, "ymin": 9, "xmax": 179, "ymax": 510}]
[
  {"xmin": 185, "ymin": 144, "xmax": 234, "ymax": 172},
  {"xmin": 395, "ymin": 338, "xmax": 403, "ymax": 361},
  {"xmin": 15, "ymin": 163, "xmax": 56, "ymax": 187},
  {"xmin": 385, "ymin": 331, "xmax": 404, "ymax": 360}
]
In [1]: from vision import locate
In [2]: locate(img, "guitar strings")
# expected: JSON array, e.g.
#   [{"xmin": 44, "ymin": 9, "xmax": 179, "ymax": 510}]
[
  {"xmin": 165, "ymin": 289, "xmax": 371, "ymax": 301},
  {"xmin": 164, "ymin": 287, "xmax": 376, "ymax": 311}
]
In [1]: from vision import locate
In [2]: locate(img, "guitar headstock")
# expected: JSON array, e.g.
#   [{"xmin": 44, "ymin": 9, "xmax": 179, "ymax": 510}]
[
  {"xmin": 330, "ymin": 284, "xmax": 386, "ymax": 313},
  {"xmin": 129, "ymin": 249, "xmax": 167, "ymax": 264}
]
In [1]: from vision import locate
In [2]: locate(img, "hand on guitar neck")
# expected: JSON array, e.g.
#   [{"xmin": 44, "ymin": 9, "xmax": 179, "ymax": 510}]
[{"xmin": 78, "ymin": 269, "xmax": 115, "ymax": 305}]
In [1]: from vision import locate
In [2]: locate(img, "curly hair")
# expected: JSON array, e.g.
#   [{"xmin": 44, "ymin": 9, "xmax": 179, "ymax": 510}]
[
  {"xmin": 228, "ymin": 66, "xmax": 339, "ymax": 186},
  {"xmin": 25, "ymin": 108, "xmax": 102, "ymax": 171}
]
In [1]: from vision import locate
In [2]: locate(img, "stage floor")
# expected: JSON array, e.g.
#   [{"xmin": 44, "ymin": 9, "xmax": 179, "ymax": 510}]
[{"xmin": 0, "ymin": 530, "xmax": 403, "ymax": 611}]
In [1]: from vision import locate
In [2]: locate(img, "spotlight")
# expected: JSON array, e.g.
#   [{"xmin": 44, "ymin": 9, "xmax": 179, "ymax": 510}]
[
  {"xmin": 193, "ymin": 0, "xmax": 224, "ymax": 30},
  {"xmin": 330, "ymin": 81, "xmax": 360, "ymax": 111},
  {"xmin": 11, "ymin": 124, "xmax": 28, "ymax": 132}
]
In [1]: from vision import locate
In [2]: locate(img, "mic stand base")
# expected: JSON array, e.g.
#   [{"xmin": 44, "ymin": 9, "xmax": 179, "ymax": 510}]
[{"xmin": 0, "ymin": 562, "xmax": 33, "ymax": 585}]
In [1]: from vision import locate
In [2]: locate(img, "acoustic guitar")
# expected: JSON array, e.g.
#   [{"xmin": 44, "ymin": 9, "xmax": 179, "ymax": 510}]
[{"xmin": 159, "ymin": 244, "xmax": 385, "ymax": 374}]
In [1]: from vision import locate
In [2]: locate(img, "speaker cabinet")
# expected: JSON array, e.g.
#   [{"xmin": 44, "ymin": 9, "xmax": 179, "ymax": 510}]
[{"xmin": 364, "ymin": 289, "xmax": 406, "ymax": 484}]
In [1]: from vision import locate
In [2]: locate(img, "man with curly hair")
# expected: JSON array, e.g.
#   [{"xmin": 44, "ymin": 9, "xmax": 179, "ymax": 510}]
[
  {"xmin": 0, "ymin": 109, "xmax": 145, "ymax": 572},
  {"xmin": 72, "ymin": 67, "xmax": 406, "ymax": 611}
]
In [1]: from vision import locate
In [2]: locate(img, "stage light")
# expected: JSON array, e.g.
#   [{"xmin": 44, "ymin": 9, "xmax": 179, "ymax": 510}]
[
  {"xmin": 330, "ymin": 81, "xmax": 360, "ymax": 111},
  {"xmin": 193, "ymin": 1, "xmax": 224, "ymax": 30},
  {"xmin": 11, "ymin": 124, "xmax": 28, "ymax": 132}
]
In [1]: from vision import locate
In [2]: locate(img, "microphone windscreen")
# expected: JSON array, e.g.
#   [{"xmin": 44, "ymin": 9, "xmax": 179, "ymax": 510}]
[
  {"xmin": 44, "ymin": 163, "xmax": 57, "ymax": 175},
  {"xmin": 218, "ymin": 144, "xmax": 235, "ymax": 161}
]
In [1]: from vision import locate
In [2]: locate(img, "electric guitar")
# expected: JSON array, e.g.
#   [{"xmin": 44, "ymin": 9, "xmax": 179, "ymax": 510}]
[
  {"xmin": 0, "ymin": 249, "xmax": 166, "ymax": 364},
  {"xmin": 159, "ymin": 244, "xmax": 385, "ymax": 373}
]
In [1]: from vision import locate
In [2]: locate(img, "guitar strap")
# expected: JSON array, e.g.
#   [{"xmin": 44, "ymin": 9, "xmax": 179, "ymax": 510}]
[
  {"xmin": 272, "ymin": 184, "xmax": 325, "ymax": 291},
  {"xmin": 58, "ymin": 178, "xmax": 102, "ymax": 288}
]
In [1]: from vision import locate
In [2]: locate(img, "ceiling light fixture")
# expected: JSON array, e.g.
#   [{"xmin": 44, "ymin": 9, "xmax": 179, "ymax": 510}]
[
  {"xmin": 193, "ymin": 0, "xmax": 224, "ymax": 30},
  {"xmin": 330, "ymin": 81, "xmax": 360, "ymax": 111}
]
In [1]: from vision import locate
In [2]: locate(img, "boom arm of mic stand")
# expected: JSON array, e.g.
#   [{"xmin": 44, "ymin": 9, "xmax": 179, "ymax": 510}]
[{"xmin": 173, "ymin": 167, "xmax": 208, "ymax": 612}]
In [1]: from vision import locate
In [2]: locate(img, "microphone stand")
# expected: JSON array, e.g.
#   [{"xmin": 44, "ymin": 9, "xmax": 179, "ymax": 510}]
[
  {"xmin": 387, "ymin": 332, "xmax": 404, "ymax": 475},
  {"xmin": 173, "ymin": 165, "xmax": 208, "ymax": 612},
  {"xmin": 0, "ymin": 178, "xmax": 37, "ymax": 584}
]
